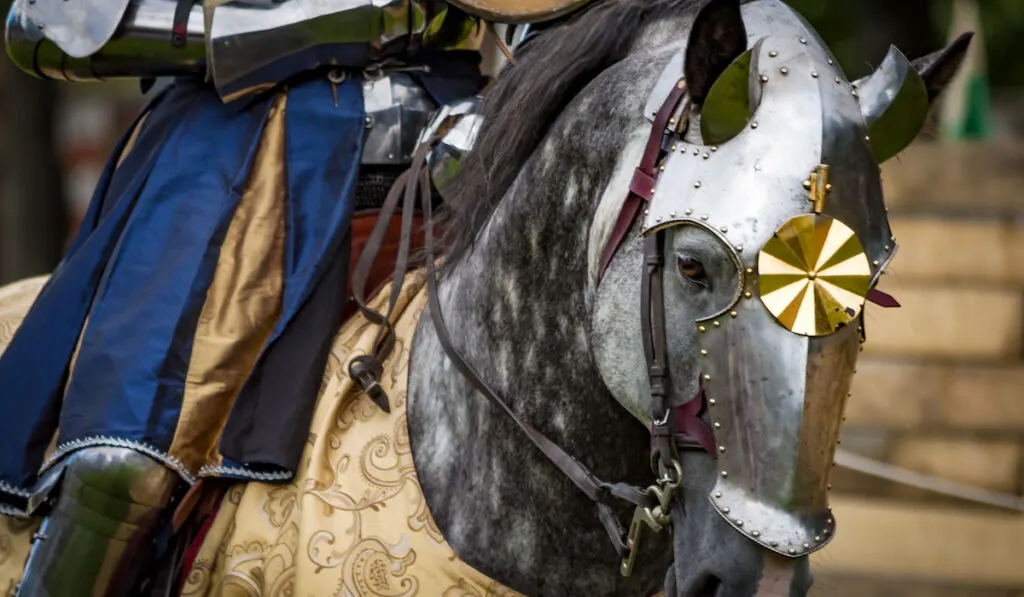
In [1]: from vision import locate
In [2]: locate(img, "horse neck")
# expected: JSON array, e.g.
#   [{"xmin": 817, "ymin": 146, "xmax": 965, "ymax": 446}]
[{"xmin": 406, "ymin": 31, "xmax": 689, "ymax": 595}]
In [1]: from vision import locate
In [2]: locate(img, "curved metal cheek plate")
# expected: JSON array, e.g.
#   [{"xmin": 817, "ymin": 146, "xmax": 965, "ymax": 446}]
[
  {"xmin": 645, "ymin": 51, "xmax": 685, "ymax": 123},
  {"xmin": 853, "ymin": 45, "xmax": 930, "ymax": 164},
  {"xmin": 14, "ymin": 0, "xmax": 132, "ymax": 57},
  {"xmin": 698, "ymin": 302, "xmax": 859, "ymax": 557},
  {"xmin": 758, "ymin": 214, "xmax": 871, "ymax": 336}
]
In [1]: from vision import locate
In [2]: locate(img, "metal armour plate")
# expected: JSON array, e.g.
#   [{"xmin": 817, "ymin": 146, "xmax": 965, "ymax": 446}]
[{"xmin": 16, "ymin": 0, "xmax": 132, "ymax": 58}]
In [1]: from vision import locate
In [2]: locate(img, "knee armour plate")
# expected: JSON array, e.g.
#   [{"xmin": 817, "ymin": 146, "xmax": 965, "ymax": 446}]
[{"xmin": 16, "ymin": 447, "xmax": 181, "ymax": 597}]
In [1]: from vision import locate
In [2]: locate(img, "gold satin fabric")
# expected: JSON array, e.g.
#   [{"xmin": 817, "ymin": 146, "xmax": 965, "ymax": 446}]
[
  {"xmin": 183, "ymin": 270, "xmax": 522, "ymax": 597},
  {"xmin": 0, "ymin": 277, "xmax": 48, "ymax": 595},
  {"xmin": 0, "ymin": 276, "xmax": 48, "ymax": 355},
  {"xmin": 114, "ymin": 112, "xmax": 150, "ymax": 170},
  {"xmin": 168, "ymin": 93, "xmax": 288, "ymax": 473}
]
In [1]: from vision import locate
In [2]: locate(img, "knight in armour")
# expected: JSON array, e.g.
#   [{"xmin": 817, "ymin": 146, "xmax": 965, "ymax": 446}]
[
  {"xmin": 0, "ymin": 0, "xmax": 975, "ymax": 594},
  {"xmin": 0, "ymin": 1, "xmax": 585, "ymax": 594}
]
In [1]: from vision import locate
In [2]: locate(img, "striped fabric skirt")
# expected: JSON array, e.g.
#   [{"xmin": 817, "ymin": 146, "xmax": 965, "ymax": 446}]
[{"xmin": 0, "ymin": 55, "xmax": 483, "ymax": 515}]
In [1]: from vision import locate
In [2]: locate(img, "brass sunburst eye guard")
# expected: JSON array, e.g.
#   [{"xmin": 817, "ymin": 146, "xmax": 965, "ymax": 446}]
[{"xmin": 757, "ymin": 214, "xmax": 872, "ymax": 337}]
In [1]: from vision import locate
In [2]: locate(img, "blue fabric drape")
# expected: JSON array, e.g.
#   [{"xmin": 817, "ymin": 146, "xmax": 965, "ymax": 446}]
[
  {"xmin": 0, "ymin": 50, "xmax": 485, "ymax": 510},
  {"xmin": 0, "ymin": 76, "xmax": 365, "ymax": 507}
]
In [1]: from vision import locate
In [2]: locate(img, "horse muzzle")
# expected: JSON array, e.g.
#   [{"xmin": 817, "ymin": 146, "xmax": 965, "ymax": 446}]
[{"xmin": 696, "ymin": 289, "xmax": 860, "ymax": 558}]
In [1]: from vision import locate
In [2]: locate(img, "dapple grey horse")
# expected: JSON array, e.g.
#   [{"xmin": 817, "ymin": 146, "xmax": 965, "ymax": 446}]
[{"xmin": 406, "ymin": 0, "xmax": 968, "ymax": 595}]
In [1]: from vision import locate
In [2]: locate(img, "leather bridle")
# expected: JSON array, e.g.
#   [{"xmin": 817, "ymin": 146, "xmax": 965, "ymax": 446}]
[{"xmin": 351, "ymin": 75, "xmax": 717, "ymax": 576}]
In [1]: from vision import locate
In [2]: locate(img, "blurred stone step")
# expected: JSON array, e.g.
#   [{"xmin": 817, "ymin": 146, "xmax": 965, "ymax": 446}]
[
  {"xmin": 861, "ymin": 282, "xmax": 1022, "ymax": 360},
  {"xmin": 847, "ymin": 359, "xmax": 1024, "ymax": 431},
  {"xmin": 815, "ymin": 495, "xmax": 1024, "ymax": 586},
  {"xmin": 887, "ymin": 216, "xmax": 1024, "ymax": 286},
  {"xmin": 883, "ymin": 141, "xmax": 1024, "ymax": 215},
  {"xmin": 886, "ymin": 436, "xmax": 1021, "ymax": 494},
  {"xmin": 810, "ymin": 576, "xmax": 1022, "ymax": 597},
  {"xmin": 830, "ymin": 427, "xmax": 1021, "ymax": 503}
]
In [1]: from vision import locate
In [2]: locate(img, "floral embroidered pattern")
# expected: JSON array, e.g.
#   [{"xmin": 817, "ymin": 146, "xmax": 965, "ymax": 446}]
[
  {"xmin": 183, "ymin": 271, "xmax": 523, "ymax": 596},
  {"xmin": 0, "ymin": 271, "xmax": 523, "ymax": 595}
]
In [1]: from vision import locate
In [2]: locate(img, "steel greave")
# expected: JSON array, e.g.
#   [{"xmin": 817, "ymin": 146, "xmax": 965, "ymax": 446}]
[{"xmin": 16, "ymin": 447, "xmax": 181, "ymax": 597}]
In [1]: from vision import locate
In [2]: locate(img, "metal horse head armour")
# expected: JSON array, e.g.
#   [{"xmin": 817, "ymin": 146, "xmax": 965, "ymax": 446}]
[{"xmin": 611, "ymin": 0, "xmax": 958, "ymax": 559}]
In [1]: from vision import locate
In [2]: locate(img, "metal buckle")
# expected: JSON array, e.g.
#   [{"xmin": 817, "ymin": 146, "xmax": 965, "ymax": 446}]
[
  {"xmin": 652, "ymin": 407, "xmax": 672, "ymax": 428},
  {"xmin": 348, "ymin": 356, "xmax": 391, "ymax": 413},
  {"xmin": 620, "ymin": 460, "xmax": 683, "ymax": 577}
]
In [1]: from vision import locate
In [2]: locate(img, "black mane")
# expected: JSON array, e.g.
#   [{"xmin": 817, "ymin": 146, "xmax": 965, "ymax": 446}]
[{"xmin": 439, "ymin": 0, "xmax": 701, "ymax": 267}]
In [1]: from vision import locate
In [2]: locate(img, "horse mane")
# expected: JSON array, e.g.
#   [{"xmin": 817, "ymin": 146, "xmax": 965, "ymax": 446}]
[{"xmin": 438, "ymin": 0, "xmax": 701, "ymax": 267}]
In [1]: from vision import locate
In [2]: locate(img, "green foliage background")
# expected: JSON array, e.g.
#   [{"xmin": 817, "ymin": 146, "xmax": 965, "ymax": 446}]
[{"xmin": 787, "ymin": 0, "xmax": 1024, "ymax": 87}]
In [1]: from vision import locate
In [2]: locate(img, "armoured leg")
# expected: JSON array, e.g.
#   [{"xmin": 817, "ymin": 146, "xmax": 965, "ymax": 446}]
[{"xmin": 16, "ymin": 448, "xmax": 181, "ymax": 597}]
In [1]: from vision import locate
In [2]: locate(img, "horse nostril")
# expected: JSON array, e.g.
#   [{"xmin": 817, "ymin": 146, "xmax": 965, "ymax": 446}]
[{"xmin": 690, "ymin": 573, "xmax": 724, "ymax": 597}]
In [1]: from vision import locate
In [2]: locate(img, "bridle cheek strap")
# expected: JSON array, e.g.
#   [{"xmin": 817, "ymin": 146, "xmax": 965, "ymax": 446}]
[
  {"xmin": 642, "ymin": 234, "xmax": 718, "ymax": 467},
  {"xmin": 598, "ymin": 76, "xmax": 716, "ymax": 459},
  {"xmin": 598, "ymin": 78, "xmax": 689, "ymax": 281}
]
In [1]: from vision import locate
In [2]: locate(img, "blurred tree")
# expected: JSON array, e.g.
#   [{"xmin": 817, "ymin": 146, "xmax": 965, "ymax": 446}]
[
  {"xmin": 792, "ymin": 0, "xmax": 1024, "ymax": 88},
  {"xmin": 933, "ymin": 0, "xmax": 1024, "ymax": 88},
  {"xmin": 788, "ymin": 0, "xmax": 937, "ymax": 79},
  {"xmin": 0, "ymin": 0, "xmax": 67, "ymax": 284}
]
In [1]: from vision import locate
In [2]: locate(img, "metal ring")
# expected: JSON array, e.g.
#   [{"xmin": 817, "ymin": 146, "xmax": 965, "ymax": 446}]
[
  {"xmin": 657, "ymin": 459, "xmax": 684, "ymax": 488},
  {"xmin": 327, "ymin": 69, "xmax": 347, "ymax": 84}
]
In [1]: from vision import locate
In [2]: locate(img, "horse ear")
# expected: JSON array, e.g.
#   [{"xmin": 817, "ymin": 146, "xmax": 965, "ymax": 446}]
[
  {"xmin": 912, "ymin": 32, "xmax": 974, "ymax": 102},
  {"xmin": 684, "ymin": 0, "xmax": 748, "ymax": 106},
  {"xmin": 854, "ymin": 33, "xmax": 973, "ymax": 163}
]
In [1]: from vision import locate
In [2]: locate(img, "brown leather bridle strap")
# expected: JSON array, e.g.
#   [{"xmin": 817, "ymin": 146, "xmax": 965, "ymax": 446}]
[
  {"xmin": 348, "ymin": 145, "xmax": 433, "ymax": 412},
  {"xmin": 642, "ymin": 232, "xmax": 679, "ymax": 471},
  {"xmin": 641, "ymin": 234, "xmax": 669, "ymax": 421},
  {"xmin": 598, "ymin": 78, "xmax": 689, "ymax": 281},
  {"xmin": 598, "ymin": 75, "xmax": 715, "ymax": 463}
]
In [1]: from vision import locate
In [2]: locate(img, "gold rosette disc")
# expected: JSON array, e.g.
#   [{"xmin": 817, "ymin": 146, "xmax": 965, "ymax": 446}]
[{"xmin": 758, "ymin": 214, "xmax": 871, "ymax": 336}]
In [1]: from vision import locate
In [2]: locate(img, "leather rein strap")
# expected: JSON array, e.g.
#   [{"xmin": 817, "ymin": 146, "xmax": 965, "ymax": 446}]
[
  {"xmin": 421, "ymin": 191, "xmax": 653, "ymax": 557},
  {"xmin": 351, "ymin": 75, "xmax": 715, "ymax": 561}
]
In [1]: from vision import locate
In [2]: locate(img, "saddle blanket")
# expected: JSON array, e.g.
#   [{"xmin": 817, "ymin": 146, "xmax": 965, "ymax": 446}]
[{"xmin": 0, "ymin": 271, "xmax": 522, "ymax": 596}]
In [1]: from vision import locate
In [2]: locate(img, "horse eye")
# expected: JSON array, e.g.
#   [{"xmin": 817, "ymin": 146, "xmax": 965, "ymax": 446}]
[{"xmin": 678, "ymin": 256, "xmax": 707, "ymax": 285}]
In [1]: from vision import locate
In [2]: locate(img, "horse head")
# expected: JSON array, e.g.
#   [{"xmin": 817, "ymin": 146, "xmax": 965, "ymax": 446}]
[{"xmin": 408, "ymin": 1, "xmax": 970, "ymax": 595}]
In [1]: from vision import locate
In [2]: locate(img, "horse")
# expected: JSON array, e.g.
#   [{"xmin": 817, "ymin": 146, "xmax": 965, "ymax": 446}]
[
  {"xmin": 0, "ymin": 0, "xmax": 969, "ymax": 595},
  {"xmin": 402, "ymin": 0, "xmax": 968, "ymax": 595}
]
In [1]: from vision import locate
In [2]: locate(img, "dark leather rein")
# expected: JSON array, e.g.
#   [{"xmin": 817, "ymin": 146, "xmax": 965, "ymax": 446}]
[{"xmin": 350, "ymin": 77, "xmax": 716, "ymax": 576}]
